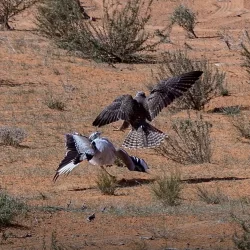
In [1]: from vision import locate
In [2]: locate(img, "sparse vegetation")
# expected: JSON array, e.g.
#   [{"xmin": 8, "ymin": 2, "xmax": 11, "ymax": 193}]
[
  {"xmin": 221, "ymin": 106, "xmax": 241, "ymax": 115},
  {"xmin": 132, "ymin": 240, "xmax": 149, "ymax": 250},
  {"xmin": 151, "ymin": 171, "xmax": 182, "ymax": 206},
  {"xmin": 241, "ymin": 31, "xmax": 250, "ymax": 77},
  {"xmin": 44, "ymin": 93, "xmax": 66, "ymax": 111},
  {"xmin": 219, "ymin": 30, "xmax": 233, "ymax": 50},
  {"xmin": 233, "ymin": 214, "xmax": 250, "ymax": 250},
  {"xmin": 156, "ymin": 50, "xmax": 227, "ymax": 111},
  {"xmin": 0, "ymin": 0, "xmax": 40, "ymax": 30},
  {"xmin": 1, "ymin": 0, "xmax": 250, "ymax": 248},
  {"xmin": 0, "ymin": 191, "xmax": 27, "ymax": 226},
  {"xmin": 96, "ymin": 170, "xmax": 117, "ymax": 195},
  {"xmin": 35, "ymin": 0, "xmax": 84, "ymax": 39},
  {"xmin": 36, "ymin": 0, "xmax": 165, "ymax": 63},
  {"xmin": 196, "ymin": 186, "xmax": 228, "ymax": 204},
  {"xmin": 42, "ymin": 230, "xmax": 70, "ymax": 250},
  {"xmin": 232, "ymin": 113, "xmax": 250, "ymax": 139},
  {"xmin": 155, "ymin": 113, "xmax": 212, "ymax": 164},
  {"xmin": 0, "ymin": 126, "xmax": 27, "ymax": 146},
  {"xmin": 170, "ymin": 4, "xmax": 197, "ymax": 38}
]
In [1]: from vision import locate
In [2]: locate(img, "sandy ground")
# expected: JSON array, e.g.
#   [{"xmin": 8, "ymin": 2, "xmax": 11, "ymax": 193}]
[{"xmin": 1, "ymin": 0, "xmax": 250, "ymax": 249}]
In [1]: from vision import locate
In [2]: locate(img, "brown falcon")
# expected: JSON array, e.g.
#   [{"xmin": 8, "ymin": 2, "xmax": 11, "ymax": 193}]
[{"xmin": 93, "ymin": 71, "xmax": 203, "ymax": 148}]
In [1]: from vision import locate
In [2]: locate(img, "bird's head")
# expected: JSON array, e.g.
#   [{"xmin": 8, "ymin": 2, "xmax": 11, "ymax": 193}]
[
  {"xmin": 89, "ymin": 131, "xmax": 101, "ymax": 141},
  {"xmin": 135, "ymin": 91, "xmax": 146, "ymax": 98}
]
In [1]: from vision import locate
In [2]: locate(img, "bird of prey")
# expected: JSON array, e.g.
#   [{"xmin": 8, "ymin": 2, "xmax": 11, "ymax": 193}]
[
  {"xmin": 93, "ymin": 71, "xmax": 203, "ymax": 148},
  {"xmin": 53, "ymin": 131, "xmax": 149, "ymax": 181}
]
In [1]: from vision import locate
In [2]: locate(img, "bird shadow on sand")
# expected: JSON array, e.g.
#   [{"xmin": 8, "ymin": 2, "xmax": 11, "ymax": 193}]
[
  {"xmin": 0, "ymin": 223, "xmax": 30, "ymax": 230},
  {"xmin": 116, "ymin": 178, "xmax": 155, "ymax": 187},
  {"xmin": 0, "ymin": 144, "xmax": 30, "ymax": 149},
  {"xmin": 68, "ymin": 178, "xmax": 155, "ymax": 192},
  {"xmin": 182, "ymin": 176, "xmax": 249, "ymax": 184},
  {"xmin": 68, "ymin": 186, "xmax": 96, "ymax": 192}
]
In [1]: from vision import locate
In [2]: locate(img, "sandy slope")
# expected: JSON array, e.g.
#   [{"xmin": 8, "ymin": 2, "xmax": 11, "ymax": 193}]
[{"xmin": 1, "ymin": 0, "xmax": 250, "ymax": 249}]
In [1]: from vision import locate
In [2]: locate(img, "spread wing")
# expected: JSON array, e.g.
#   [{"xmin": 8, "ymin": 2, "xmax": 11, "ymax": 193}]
[
  {"xmin": 115, "ymin": 148, "xmax": 149, "ymax": 172},
  {"xmin": 92, "ymin": 95, "xmax": 137, "ymax": 127},
  {"xmin": 53, "ymin": 133, "xmax": 94, "ymax": 182},
  {"xmin": 72, "ymin": 133, "xmax": 93, "ymax": 154},
  {"xmin": 147, "ymin": 71, "xmax": 203, "ymax": 119},
  {"xmin": 115, "ymin": 148, "xmax": 135, "ymax": 171}
]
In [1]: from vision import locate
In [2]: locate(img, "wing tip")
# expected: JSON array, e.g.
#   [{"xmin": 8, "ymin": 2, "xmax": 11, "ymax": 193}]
[
  {"xmin": 195, "ymin": 70, "xmax": 203, "ymax": 77},
  {"xmin": 53, "ymin": 172, "xmax": 59, "ymax": 182}
]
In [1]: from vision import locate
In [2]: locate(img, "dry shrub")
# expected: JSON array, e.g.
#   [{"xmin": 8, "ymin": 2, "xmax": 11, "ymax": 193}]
[
  {"xmin": 0, "ymin": 191, "xmax": 27, "ymax": 226},
  {"xmin": 170, "ymin": 4, "xmax": 197, "ymax": 38},
  {"xmin": 241, "ymin": 31, "xmax": 250, "ymax": 77},
  {"xmin": 151, "ymin": 171, "xmax": 182, "ymax": 206},
  {"xmin": 155, "ymin": 113, "xmax": 212, "ymax": 164},
  {"xmin": 96, "ymin": 170, "xmax": 117, "ymax": 195},
  {"xmin": 36, "ymin": 0, "xmax": 163, "ymax": 63},
  {"xmin": 44, "ymin": 94, "xmax": 66, "ymax": 111},
  {"xmin": 220, "ymin": 106, "xmax": 241, "ymax": 116},
  {"xmin": 36, "ymin": 0, "xmax": 84, "ymax": 39},
  {"xmin": 0, "ymin": 126, "xmax": 27, "ymax": 146},
  {"xmin": 0, "ymin": 0, "xmax": 40, "ymax": 30},
  {"xmin": 232, "ymin": 214, "xmax": 250, "ymax": 250},
  {"xmin": 156, "ymin": 50, "xmax": 227, "ymax": 111},
  {"xmin": 196, "ymin": 186, "xmax": 228, "ymax": 205},
  {"xmin": 232, "ymin": 113, "xmax": 250, "ymax": 139}
]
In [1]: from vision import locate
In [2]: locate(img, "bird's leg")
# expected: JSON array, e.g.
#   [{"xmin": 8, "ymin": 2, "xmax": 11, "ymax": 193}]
[
  {"xmin": 100, "ymin": 166, "xmax": 116, "ymax": 180},
  {"xmin": 112, "ymin": 124, "xmax": 125, "ymax": 131},
  {"xmin": 113, "ymin": 121, "xmax": 130, "ymax": 131},
  {"xmin": 113, "ymin": 126, "xmax": 124, "ymax": 131}
]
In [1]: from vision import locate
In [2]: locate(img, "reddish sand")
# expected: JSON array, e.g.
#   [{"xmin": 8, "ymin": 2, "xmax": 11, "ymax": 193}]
[{"xmin": 1, "ymin": 0, "xmax": 250, "ymax": 249}]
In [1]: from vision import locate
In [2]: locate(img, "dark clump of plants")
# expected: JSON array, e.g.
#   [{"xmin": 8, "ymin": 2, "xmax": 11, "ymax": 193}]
[{"xmin": 36, "ymin": 0, "xmax": 165, "ymax": 63}]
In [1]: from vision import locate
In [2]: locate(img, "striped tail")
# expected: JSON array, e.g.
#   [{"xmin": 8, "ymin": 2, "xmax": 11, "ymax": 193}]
[
  {"xmin": 130, "ymin": 156, "xmax": 149, "ymax": 172},
  {"xmin": 122, "ymin": 123, "xmax": 166, "ymax": 149}
]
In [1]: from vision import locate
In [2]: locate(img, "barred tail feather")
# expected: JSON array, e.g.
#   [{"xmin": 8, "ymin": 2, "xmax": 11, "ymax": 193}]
[
  {"xmin": 130, "ymin": 156, "xmax": 149, "ymax": 173},
  {"xmin": 122, "ymin": 123, "xmax": 166, "ymax": 148}
]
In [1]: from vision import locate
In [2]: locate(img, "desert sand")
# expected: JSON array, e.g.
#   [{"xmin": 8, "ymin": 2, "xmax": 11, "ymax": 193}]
[{"xmin": 1, "ymin": 0, "xmax": 250, "ymax": 249}]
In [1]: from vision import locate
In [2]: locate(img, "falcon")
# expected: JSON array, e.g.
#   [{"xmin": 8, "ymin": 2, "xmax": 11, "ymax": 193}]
[
  {"xmin": 53, "ymin": 131, "xmax": 149, "ymax": 181},
  {"xmin": 93, "ymin": 71, "xmax": 203, "ymax": 148}
]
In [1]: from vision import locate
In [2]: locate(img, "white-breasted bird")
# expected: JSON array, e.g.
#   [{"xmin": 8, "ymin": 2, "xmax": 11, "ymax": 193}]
[
  {"xmin": 53, "ymin": 131, "xmax": 149, "ymax": 181},
  {"xmin": 93, "ymin": 71, "xmax": 203, "ymax": 148}
]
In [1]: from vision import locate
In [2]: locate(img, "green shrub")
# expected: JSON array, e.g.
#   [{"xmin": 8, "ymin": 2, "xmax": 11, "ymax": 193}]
[
  {"xmin": 170, "ymin": 4, "xmax": 197, "ymax": 38},
  {"xmin": 151, "ymin": 171, "xmax": 182, "ymax": 206},
  {"xmin": 155, "ymin": 113, "xmax": 212, "ymax": 164},
  {"xmin": 0, "ymin": 192, "xmax": 27, "ymax": 226},
  {"xmin": 156, "ymin": 50, "xmax": 227, "ymax": 111}
]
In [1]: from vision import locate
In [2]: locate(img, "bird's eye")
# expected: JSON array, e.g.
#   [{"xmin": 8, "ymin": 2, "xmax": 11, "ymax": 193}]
[{"xmin": 91, "ymin": 141, "xmax": 96, "ymax": 149}]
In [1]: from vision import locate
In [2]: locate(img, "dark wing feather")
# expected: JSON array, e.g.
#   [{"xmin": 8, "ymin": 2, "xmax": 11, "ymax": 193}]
[
  {"xmin": 92, "ymin": 95, "xmax": 136, "ymax": 127},
  {"xmin": 53, "ymin": 134, "xmax": 90, "ymax": 182},
  {"xmin": 147, "ymin": 71, "xmax": 203, "ymax": 119}
]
